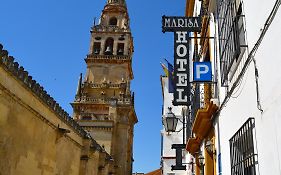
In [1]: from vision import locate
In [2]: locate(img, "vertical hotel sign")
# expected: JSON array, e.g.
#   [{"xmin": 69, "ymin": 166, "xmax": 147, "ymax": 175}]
[{"xmin": 162, "ymin": 16, "xmax": 201, "ymax": 106}]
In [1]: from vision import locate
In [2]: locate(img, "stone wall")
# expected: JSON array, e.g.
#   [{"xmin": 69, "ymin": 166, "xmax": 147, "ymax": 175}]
[{"xmin": 0, "ymin": 44, "xmax": 113, "ymax": 175}]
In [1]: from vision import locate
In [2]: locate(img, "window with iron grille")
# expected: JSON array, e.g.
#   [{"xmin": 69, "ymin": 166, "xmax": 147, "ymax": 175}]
[
  {"xmin": 229, "ymin": 118, "xmax": 258, "ymax": 175},
  {"xmin": 217, "ymin": 0, "xmax": 247, "ymax": 86}
]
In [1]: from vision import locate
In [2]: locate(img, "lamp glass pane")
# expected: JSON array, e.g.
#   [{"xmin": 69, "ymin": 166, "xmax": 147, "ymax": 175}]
[{"xmin": 166, "ymin": 117, "xmax": 178, "ymax": 132}]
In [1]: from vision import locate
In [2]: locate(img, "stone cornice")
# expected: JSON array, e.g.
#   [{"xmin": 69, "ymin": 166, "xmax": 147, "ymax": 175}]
[{"xmin": 82, "ymin": 126, "xmax": 113, "ymax": 131}]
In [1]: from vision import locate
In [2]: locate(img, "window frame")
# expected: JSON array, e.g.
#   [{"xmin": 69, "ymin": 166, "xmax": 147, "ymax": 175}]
[
  {"xmin": 217, "ymin": 0, "xmax": 247, "ymax": 86},
  {"xmin": 229, "ymin": 118, "xmax": 258, "ymax": 175}
]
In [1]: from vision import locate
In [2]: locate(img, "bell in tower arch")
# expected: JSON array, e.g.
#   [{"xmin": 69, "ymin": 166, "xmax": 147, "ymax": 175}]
[
  {"xmin": 105, "ymin": 46, "xmax": 113, "ymax": 55},
  {"xmin": 104, "ymin": 38, "xmax": 114, "ymax": 55}
]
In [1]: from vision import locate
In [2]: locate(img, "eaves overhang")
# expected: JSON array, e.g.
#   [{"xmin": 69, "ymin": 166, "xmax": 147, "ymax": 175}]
[{"xmin": 192, "ymin": 101, "xmax": 218, "ymax": 139}]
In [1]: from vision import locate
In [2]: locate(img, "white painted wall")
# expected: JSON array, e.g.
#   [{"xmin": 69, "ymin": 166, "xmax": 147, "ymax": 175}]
[
  {"xmin": 214, "ymin": 0, "xmax": 281, "ymax": 174},
  {"xmin": 161, "ymin": 77, "xmax": 193, "ymax": 175}
]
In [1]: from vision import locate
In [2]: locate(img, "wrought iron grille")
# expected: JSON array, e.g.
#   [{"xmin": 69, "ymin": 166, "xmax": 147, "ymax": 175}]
[
  {"xmin": 191, "ymin": 84, "xmax": 200, "ymax": 122},
  {"xmin": 217, "ymin": 0, "xmax": 247, "ymax": 86},
  {"xmin": 229, "ymin": 118, "xmax": 258, "ymax": 175},
  {"xmin": 187, "ymin": 83, "xmax": 201, "ymax": 140}
]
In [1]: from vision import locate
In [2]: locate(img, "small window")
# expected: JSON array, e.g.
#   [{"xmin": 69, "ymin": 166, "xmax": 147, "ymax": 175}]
[{"xmin": 109, "ymin": 17, "xmax": 117, "ymax": 26}]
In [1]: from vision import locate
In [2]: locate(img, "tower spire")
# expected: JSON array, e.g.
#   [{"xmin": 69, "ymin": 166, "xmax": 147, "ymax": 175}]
[
  {"xmin": 106, "ymin": 0, "xmax": 126, "ymax": 6},
  {"xmin": 71, "ymin": 0, "xmax": 137, "ymax": 174}
]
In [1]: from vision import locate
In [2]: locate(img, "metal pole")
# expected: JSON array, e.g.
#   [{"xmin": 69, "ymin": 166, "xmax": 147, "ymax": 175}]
[{"xmin": 183, "ymin": 109, "xmax": 186, "ymax": 144}]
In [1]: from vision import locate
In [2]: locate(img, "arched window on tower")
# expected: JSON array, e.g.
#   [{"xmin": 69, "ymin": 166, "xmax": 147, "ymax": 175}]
[
  {"xmin": 93, "ymin": 42, "xmax": 101, "ymax": 55},
  {"xmin": 109, "ymin": 17, "xmax": 118, "ymax": 26},
  {"xmin": 104, "ymin": 38, "xmax": 114, "ymax": 55},
  {"xmin": 117, "ymin": 43, "xmax": 124, "ymax": 55}
]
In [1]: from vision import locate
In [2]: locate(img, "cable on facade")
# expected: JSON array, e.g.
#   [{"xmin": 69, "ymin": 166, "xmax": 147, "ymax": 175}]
[
  {"xmin": 230, "ymin": 68, "xmax": 249, "ymax": 99},
  {"xmin": 253, "ymin": 58, "xmax": 263, "ymax": 113},
  {"xmin": 230, "ymin": 64, "xmax": 249, "ymax": 98},
  {"xmin": 216, "ymin": 0, "xmax": 281, "ymax": 115}
]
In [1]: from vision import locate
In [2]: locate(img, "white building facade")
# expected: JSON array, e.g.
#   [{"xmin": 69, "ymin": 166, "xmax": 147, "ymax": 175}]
[
  {"xmin": 161, "ymin": 76, "xmax": 194, "ymax": 175},
  {"xmin": 215, "ymin": 0, "xmax": 281, "ymax": 174},
  {"xmin": 184, "ymin": 0, "xmax": 281, "ymax": 174}
]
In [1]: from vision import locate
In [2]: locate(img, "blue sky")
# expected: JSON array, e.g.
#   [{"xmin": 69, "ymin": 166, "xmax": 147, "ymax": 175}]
[{"xmin": 0, "ymin": 0, "xmax": 185, "ymax": 173}]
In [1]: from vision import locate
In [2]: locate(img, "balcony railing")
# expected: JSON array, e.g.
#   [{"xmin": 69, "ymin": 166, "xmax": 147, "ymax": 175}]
[
  {"xmin": 91, "ymin": 25, "xmax": 130, "ymax": 33},
  {"xmin": 77, "ymin": 95, "xmax": 134, "ymax": 106},
  {"xmin": 83, "ymin": 82, "xmax": 127, "ymax": 89},
  {"xmin": 86, "ymin": 54, "xmax": 131, "ymax": 62}
]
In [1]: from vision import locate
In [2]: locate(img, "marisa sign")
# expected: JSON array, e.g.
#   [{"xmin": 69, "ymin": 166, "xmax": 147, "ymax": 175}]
[{"xmin": 162, "ymin": 16, "xmax": 202, "ymax": 32}]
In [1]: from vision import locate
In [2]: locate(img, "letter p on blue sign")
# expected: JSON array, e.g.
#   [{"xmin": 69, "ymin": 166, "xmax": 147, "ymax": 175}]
[{"xmin": 193, "ymin": 62, "xmax": 212, "ymax": 82}]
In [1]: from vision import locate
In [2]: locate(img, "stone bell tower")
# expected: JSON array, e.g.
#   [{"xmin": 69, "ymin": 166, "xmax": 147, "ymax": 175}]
[{"xmin": 71, "ymin": 0, "xmax": 138, "ymax": 174}]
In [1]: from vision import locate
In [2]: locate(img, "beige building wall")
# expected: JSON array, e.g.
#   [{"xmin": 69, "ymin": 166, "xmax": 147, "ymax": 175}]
[
  {"xmin": 0, "ymin": 66, "xmax": 80, "ymax": 175},
  {"xmin": 0, "ymin": 46, "xmax": 113, "ymax": 175}
]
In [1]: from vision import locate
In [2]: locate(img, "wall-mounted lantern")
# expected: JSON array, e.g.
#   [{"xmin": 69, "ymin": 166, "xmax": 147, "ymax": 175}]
[{"xmin": 162, "ymin": 107, "xmax": 179, "ymax": 132}]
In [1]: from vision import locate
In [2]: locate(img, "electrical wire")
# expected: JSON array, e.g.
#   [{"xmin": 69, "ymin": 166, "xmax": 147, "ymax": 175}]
[
  {"xmin": 230, "ymin": 68, "xmax": 246, "ymax": 98},
  {"xmin": 231, "ymin": 65, "xmax": 249, "ymax": 98}
]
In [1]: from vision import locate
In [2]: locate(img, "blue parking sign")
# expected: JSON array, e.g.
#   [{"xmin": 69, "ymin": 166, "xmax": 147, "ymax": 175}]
[{"xmin": 193, "ymin": 62, "xmax": 212, "ymax": 82}]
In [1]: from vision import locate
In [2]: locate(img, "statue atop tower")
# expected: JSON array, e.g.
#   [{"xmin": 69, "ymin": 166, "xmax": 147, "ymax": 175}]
[{"xmin": 71, "ymin": 0, "xmax": 137, "ymax": 175}]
